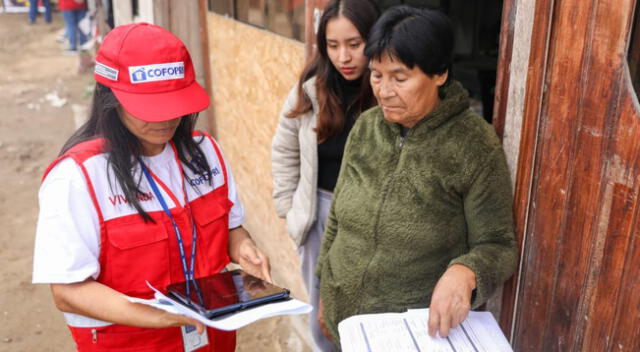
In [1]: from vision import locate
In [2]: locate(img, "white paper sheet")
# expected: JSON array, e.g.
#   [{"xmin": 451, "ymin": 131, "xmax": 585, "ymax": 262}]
[
  {"xmin": 338, "ymin": 308, "xmax": 513, "ymax": 352},
  {"xmin": 126, "ymin": 282, "xmax": 312, "ymax": 331}
]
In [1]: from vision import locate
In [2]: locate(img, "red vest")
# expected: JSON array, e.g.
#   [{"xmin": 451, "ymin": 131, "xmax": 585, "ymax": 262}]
[{"xmin": 43, "ymin": 132, "xmax": 235, "ymax": 351}]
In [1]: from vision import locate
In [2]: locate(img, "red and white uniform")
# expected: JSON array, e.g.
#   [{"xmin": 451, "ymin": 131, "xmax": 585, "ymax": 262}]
[{"xmin": 33, "ymin": 132, "xmax": 241, "ymax": 351}]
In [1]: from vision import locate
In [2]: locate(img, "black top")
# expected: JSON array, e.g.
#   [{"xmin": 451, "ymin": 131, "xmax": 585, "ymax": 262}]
[{"xmin": 317, "ymin": 75, "xmax": 362, "ymax": 191}]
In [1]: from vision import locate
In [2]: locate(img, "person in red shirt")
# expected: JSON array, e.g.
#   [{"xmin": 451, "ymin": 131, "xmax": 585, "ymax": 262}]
[
  {"xmin": 33, "ymin": 23, "xmax": 271, "ymax": 351},
  {"xmin": 58, "ymin": 0, "xmax": 88, "ymax": 53}
]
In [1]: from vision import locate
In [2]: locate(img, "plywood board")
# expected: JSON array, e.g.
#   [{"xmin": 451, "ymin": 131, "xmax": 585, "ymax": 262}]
[{"xmin": 206, "ymin": 13, "xmax": 306, "ymax": 302}]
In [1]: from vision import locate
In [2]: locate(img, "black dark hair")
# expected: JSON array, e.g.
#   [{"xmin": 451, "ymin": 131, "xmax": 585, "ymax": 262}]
[
  {"xmin": 60, "ymin": 83, "xmax": 211, "ymax": 222},
  {"xmin": 286, "ymin": 0, "xmax": 380, "ymax": 142},
  {"xmin": 365, "ymin": 6, "xmax": 454, "ymax": 81}
]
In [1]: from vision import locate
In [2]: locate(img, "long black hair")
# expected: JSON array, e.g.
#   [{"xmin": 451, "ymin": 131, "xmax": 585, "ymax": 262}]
[
  {"xmin": 60, "ymin": 83, "xmax": 212, "ymax": 222},
  {"xmin": 286, "ymin": 0, "xmax": 379, "ymax": 142}
]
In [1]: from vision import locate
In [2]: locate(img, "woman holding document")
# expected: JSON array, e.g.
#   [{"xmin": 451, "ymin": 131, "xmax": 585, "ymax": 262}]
[
  {"xmin": 316, "ymin": 6, "xmax": 518, "ymax": 345},
  {"xmin": 32, "ymin": 23, "xmax": 270, "ymax": 351}
]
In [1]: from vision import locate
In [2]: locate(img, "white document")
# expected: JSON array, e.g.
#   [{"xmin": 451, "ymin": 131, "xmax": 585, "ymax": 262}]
[
  {"xmin": 126, "ymin": 281, "xmax": 312, "ymax": 331},
  {"xmin": 338, "ymin": 308, "xmax": 512, "ymax": 352}
]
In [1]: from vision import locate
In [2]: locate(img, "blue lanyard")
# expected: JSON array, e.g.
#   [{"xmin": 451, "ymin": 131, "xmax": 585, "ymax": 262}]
[{"xmin": 138, "ymin": 158, "xmax": 197, "ymax": 297}]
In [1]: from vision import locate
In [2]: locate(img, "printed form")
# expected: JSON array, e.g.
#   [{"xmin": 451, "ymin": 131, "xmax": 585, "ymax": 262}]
[
  {"xmin": 338, "ymin": 309, "xmax": 513, "ymax": 352},
  {"xmin": 126, "ymin": 282, "xmax": 312, "ymax": 331}
]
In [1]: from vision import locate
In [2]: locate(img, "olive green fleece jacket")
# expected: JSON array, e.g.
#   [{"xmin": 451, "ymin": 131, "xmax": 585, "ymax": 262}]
[{"xmin": 316, "ymin": 81, "xmax": 518, "ymax": 344}]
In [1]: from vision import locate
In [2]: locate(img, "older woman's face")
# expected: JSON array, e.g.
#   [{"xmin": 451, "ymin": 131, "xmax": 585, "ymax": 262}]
[
  {"xmin": 370, "ymin": 55, "xmax": 448, "ymax": 128},
  {"xmin": 325, "ymin": 16, "xmax": 368, "ymax": 81}
]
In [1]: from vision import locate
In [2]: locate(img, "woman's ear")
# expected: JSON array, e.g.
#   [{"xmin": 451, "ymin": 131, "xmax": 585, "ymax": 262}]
[{"xmin": 435, "ymin": 70, "xmax": 449, "ymax": 86}]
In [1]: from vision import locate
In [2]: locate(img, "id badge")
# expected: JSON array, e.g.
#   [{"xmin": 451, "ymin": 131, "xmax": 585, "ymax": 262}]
[{"xmin": 181, "ymin": 325, "xmax": 209, "ymax": 352}]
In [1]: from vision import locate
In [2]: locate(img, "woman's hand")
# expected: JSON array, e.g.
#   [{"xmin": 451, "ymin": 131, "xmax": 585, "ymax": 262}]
[
  {"xmin": 158, "ymin": 310, "xmax": 206, "ymax": 334},
  {"xmin": 317, "ymin": 299, "xmax": 333, "ymax": 342},
  {"xmin": 228, "ymin": 226, "xmax": 272, "ymax": 283},
  {"xmin": 427, "ymin": 264, "xmax": 476, "ymax": 338}
]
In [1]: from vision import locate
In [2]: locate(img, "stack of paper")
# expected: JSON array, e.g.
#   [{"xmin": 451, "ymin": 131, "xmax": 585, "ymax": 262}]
[
  {"xmin": 127, "ymin": 282, "xmax": 312, "ymax": 331},
  {"xmin": 338, "ymin": 309, "xmax": 513, "ymax": 352}
]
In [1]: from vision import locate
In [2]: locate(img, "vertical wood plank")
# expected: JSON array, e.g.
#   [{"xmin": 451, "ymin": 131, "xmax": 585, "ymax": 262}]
[
  {"xmin": 490, "ymin": 0, "xmax": 518, "ymax": 336},
  {"xmin": 516, "ymin": 1, "xmax": 597, "ymax": 350},
  {"xmin": 304, "ymin": 0, "xmax": 314, "ymax": 59},
  {"xmin": 509, "ymin": 0, "xmax": 640, "ymax": 350},
  {"xmin": 153, "ymin": 0, "xmax": 170, "ymax": 28},
  {"xmin": 500, "ymin": 0, "xmax": 555, "ymax": 340},
  {"xmin": 305, "ymin": 0, "xmax": 330, "ymax": 60},
  {"xmin": 112, "ymin": 0, "xmax": 133, "ymax": 26},
  {"xmin": 199, "ymin": 0, "xmax": 216, "ymax": 136},
  {"xmin": 490, "ymin": 0, "xmax": 515, "ymax": 139},
  {"xmin": 567, "ymin": 2, "xmax": 638, "ymax": 350}
]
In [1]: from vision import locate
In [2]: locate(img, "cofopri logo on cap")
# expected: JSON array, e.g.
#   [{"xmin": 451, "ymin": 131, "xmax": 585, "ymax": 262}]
[{"xmin": 128, "ymin": 62, "xmax": 185, "ymax": 84}]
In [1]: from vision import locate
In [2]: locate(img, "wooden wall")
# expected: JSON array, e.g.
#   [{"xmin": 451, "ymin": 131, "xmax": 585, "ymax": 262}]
[
  {"xmin": 205, "ymin": 10, "xmax": 310, "ymax": 343},
  {"xmin": 501, "ymin": 0, "xmax": 640, "ymax": 350}
]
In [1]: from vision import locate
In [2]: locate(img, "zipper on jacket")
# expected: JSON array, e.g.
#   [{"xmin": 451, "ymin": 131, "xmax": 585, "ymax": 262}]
[
  {"xmin": 357, "ymin": 129, "xmax": 407, "ymax": 314},
  {"xmin": 91, "ymin": 329, "xmax": 98, "ymax": 344},
  {"xmin": 398, "ymin": 135, "xmax": 405, "ymax": 149}
]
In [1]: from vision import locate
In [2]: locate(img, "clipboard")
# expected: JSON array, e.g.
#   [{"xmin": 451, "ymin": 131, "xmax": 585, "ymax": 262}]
[{"xmin": 165, "ymin": 269, "xmax": 290, "ymax": 319}]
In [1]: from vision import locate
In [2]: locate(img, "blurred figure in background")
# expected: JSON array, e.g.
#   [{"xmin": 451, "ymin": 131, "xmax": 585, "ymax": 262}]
[
  {"xmin": 59, "ymin": 0, "xmax": 88, "ymax": 54},
  {"xmin": 29, "ymin": 0, "xmax": 52, "ymax": 24}
]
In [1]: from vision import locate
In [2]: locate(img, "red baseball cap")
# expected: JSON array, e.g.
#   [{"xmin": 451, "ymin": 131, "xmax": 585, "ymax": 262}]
[{"xmin": 94, "ymin": 22, "xmax": 209, "ymax": 122}]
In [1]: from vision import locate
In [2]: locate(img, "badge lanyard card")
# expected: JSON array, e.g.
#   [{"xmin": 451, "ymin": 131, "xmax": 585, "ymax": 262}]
[
  {"xmin": 138, "ymin": 158, "xmax": 209, "ymax": 351},
  {"xmin": 138, "ymin": 158, "xmax": 201, "ymax": 299},
  {"xmin": 140, "ymin": 158, "xmax": 290, "ymax": 323}
]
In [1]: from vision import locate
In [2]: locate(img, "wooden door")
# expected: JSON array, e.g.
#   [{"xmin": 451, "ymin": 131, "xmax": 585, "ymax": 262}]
[{"xmin": 496, "ymin": 0, "xmax": 640, "ymax": 350}]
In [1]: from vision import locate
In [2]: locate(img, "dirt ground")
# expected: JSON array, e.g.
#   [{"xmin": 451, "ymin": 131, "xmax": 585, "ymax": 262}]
[{"xmin": 0, "ymin": 12, "xmax": 309, "ymax": 352}]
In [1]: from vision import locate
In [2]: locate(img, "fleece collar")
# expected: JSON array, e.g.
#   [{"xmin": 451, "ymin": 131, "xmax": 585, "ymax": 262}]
[{"xmin": 382, "ymin": 80, "xmax": 471, "ymax": 138}]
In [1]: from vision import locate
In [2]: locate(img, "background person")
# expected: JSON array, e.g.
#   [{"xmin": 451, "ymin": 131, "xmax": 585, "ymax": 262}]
[
  {"xmin": 271, "ymin": 0, "xmax": 379, "ymax": 350},
  {"xmin": 316, "ymin": 6, "xmax": 518, "ymax": 345},
  {"xmin": 59, "ymin": 0, "xmax": 88, "ymax": 54},
  {"xmin": 29, "ymin": 0, "xmax": 52, "ymax": 24},
  {"xmin": 32, "ymin": 23, "xmax": 271, "ymax": 351}
]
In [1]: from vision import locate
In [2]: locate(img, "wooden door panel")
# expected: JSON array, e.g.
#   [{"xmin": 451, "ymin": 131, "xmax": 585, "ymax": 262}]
[
  {"xmin": 540, "ymin": 2, "xmax": 631, "ymax": 350},
  {"xmin": 498, "ymin": 0, "xmax": 556, "ymax": 332},
  {"xmin": 580, "ymin": 75, "xmax": 640, "ymax": 350},
  {"xmin": 516, "ymin": 0, "xmax": 601, "ymax": 348},
  {"xmin": 575, "ymin": 3, "xmax": 640, "ymax": 349},
  {"xmin": 508, "ymin": 0, "xmax": 640, "ymax": 350}
]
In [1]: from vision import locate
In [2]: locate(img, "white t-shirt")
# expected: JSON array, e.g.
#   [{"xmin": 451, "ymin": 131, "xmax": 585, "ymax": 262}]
[{"xmin": 32, "ymin": 143, "xmax": 245, "ymax": 285}]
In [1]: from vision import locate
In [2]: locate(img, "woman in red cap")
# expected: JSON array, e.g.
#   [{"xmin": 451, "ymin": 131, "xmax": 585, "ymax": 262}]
[{"xmin": 32, "ymin": 23, "xmax": 270, "ymax": 351}]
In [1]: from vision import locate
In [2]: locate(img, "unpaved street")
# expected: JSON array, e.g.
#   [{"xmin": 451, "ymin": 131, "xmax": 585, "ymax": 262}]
[{"xmin": 0, "ymin": 11, "xmax": 87, "ymax": 352}]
